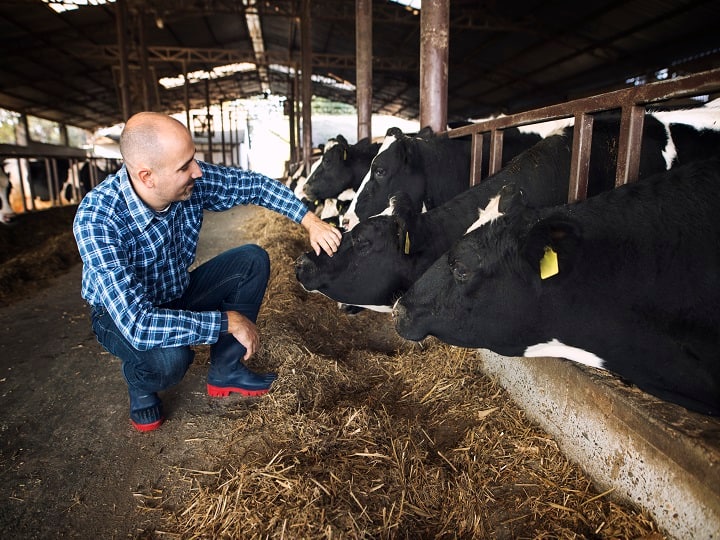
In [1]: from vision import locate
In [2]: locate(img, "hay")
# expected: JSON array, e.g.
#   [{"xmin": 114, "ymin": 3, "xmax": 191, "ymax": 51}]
[{"xmin": 160, "ymin": 210, "xmax": 664, "ymax": 539}]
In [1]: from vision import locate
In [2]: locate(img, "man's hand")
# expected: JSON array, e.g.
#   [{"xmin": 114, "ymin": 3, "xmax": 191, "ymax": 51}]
[
  {"xmin": 301, "ymin": 211, "xmax": 343, "ymax": 257},
  {"xmin": 226, "ymin": 311, "xmax": 259, "ymax": 360}
]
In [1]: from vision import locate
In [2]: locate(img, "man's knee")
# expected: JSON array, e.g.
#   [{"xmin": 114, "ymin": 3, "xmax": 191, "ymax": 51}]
[
  {"xmin": 123, "ymin": 347, "xmax": 195, "ymax": 392},
  {"xmin": 243, "ymin": 244, "xmax": 270, "ymax": 280}
]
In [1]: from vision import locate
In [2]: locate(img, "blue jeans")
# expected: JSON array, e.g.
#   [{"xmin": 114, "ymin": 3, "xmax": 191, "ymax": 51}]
[{"xmin": 90, "ymin": 244, "xmax": 270, "ymax": 396}]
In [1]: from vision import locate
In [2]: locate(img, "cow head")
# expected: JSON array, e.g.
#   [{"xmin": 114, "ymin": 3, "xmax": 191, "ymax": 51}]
[
  {"xmin": 352, "ymin": 128, "xmax": 428, "ymax": 221},
  {"xmin": 295, "ymin": 192, "xmax": 421, "ymax": 311},
  {"xmin": 304, "ymin": 136, "xmax": 354, "ymax": 202},
  {"xmin": 394, "ymin": 209, "xmax": 581, "ymax": 354}
]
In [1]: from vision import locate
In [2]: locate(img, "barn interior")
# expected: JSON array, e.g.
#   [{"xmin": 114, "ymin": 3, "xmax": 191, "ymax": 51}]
[
  {"xmin": 1, "ymin": 0, "xmax": 719, "ymax": 133},
  {"xmin": 1, "ymin": 1, "xmax": 719, "ymax": 538}
]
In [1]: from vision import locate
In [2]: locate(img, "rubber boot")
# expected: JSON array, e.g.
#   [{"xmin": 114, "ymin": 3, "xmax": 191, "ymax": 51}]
[
  {"xmin": 129, "ymin": 390, "xmax": 164, "ymax": 432},
  {"xmin": 207, "ymin": 334, "xmax": 277, "ymax": 397}
]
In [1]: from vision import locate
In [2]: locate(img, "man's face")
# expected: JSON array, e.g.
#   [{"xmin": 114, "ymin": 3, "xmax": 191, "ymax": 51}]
[{"xmin": 152, "ymin": 131, "xmax": 202, "ymax": 204}]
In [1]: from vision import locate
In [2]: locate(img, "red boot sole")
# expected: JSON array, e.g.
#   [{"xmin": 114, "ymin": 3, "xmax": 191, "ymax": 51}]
[
  {"xmin": 131, "ymin": 417, "xmax": 164, "ymax": 432},
  {"xmin": 207, "ymin": 384, "xmax": 270, "ymax": 397}
]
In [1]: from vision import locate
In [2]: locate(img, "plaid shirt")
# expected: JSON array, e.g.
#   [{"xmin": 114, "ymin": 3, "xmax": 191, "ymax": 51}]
[{"xmin": 73, "ymin": 161, "xmax": 308, "ymax": 351}]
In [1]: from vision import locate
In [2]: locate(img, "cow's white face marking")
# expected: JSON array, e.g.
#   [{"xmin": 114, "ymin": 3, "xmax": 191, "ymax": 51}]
[
  {"xmin": 294, "ymin": 175, "xmax": 309, "ymax": 199},
  {"xmin": 319, "ymin": 198, "xmax": 339, "ymax": 220},
  {"xmin": 465, "ymin": 194, "xmax": 503, "ymax": 234},
  {"xmin": 344, "ymin": 132, "xmax": 400, "ymax": 228},
  {"xmin": 524, "ymin": 338, "xmax": 605, "ymax": 370},
  {"xmin": 337, "ymin": 187, "xmax": 355, "ymax": 201}
]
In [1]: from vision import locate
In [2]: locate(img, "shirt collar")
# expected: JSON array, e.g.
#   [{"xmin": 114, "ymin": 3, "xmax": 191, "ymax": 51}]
[{"xmin": 119, "ymin": 165, "xmax": 161, "ymax": 230}]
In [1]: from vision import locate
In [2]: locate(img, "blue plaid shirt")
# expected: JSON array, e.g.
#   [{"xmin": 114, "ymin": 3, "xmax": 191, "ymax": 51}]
[{"xmin": 73, "ymin": 161, "xmax": 308, "ymax": 351}]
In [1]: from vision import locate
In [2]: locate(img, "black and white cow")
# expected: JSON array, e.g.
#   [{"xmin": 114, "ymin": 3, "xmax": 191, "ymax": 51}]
[
  {"xmin": 0, "ymin": 165, "xmax": 16, "ymax": 225},
  {"xmin": 394, "ymin": 156, "xmax": 720, "ymax": 416},
  {"xmin": 304, "ymin": 135, "xmax": 381, "ymax": 202},
  {"xmin": 342, "ymin": 126, "xmax": 542, "ymax": 229},
  {"xmin": 62, "ymin": 159, "xmax": 115, "ymax": 203},
  {"xmin": 296, "ymin": 113, "xmax": 671, "ymax": 311},
  {"xmin": 26, "ymin": 158, "xmax": 70, "ymax": 202}
]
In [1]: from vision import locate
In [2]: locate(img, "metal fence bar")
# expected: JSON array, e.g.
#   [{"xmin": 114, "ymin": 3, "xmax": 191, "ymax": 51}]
[{"xmin": 448, "ymin": 67, "xmax": 720, "ymax": 199}]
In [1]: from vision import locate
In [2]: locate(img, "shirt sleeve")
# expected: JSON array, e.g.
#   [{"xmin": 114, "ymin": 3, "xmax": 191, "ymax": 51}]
[
  {"xmin": 198, "ymin": 162, "xmax": 310, "ymax": 223},
  {"xmin": 73, "ymin": 207, "xmax": 221, "ymax": 351}
]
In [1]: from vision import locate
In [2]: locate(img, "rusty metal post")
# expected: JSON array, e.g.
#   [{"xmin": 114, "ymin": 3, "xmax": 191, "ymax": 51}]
[
  {"xmin": 205, "ymin": 78, "xmax": 213, "ymax": 162},
  {"xmin": 568, "ymin": 113, "xmax": 594, "ymax": 202},
  {"xmin": 115, "ymin": 0, "xmax": 132, "ymax": 120},
  {"xmin": 288, "ymin": 70, "xmax": 297, "ymax": 163},
  {"xmin": 220, "ymin": 101, "xmax": 226, "ymax": 165},
  {"xmin": 470, "ymin": 133, "xmax": 484, "ymax": 186},
  {"xmin": 183, "ymin": 61, "xmax": 191, "ymax": 129},
  {"xmin": 137, "ymin": 11, "xmax": 151, "ymax": 111},
  {"xmin": 301, "ymin": 0, "xmax": 313, "ymax": 175},
  {"xmin": 615, "ymin": 104, "xmax": 645, "ymax": 187},
  {"xmin": 419, "ymin": 0, "xmax": 449, "ymax": 132},
  {"xmin": 488, "ymin": 129, "xmax": 504, "ymax": 177},
  {"xmin": 356, "ymin": 0, "xmax": 372, "ymax": 141}
]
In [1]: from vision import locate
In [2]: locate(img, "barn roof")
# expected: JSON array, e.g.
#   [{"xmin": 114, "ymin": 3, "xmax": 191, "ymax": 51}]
[{"xmin": 1, "ymin": 0, "xmax": 718, "ymax": 132}]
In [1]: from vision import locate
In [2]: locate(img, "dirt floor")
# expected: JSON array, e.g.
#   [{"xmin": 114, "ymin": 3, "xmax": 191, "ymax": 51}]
[{"xmin": 0, "ymin": 204, "xmax": 667, "ymax": 539}]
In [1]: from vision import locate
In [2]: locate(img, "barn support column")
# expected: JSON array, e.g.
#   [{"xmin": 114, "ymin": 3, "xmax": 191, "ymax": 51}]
[
  {"xmin": 287, "ymin": 70, "xmax": 297, "ymax": 164},
  {"xmin": 228, "ymin": 108, "xmax": 234, "ymax": 166},
  {"xmin": 294, "ymin": 68, "xmax": 301, "ymax": 163},
  {"xmin": 301, "ymin": 0, "xmax": 313, "ymax": 175},
  {"xmin": 137, "ymin": 12, "xmax": 152, "ymax": 111},
  {"xmin": 183, "ymin": 61, "xmax": 191, "ymax": 129},
  {"xmin": 220, "ymin": 101, "xmax": 227, "ymax": 165},
  {"xmin": 356, "ymin": 0, "xmax": 372, "ymax": 141},
  {"xmin": 205, "ymin": 79, "xmax": 213, "ymax": 162},
  {"xmin": 115, "ymin": 0, "xmax": 132, "ymax": 121},
  {"xmin": 419, "ymin": 0, "xmax": 449, "ymax": 132}
]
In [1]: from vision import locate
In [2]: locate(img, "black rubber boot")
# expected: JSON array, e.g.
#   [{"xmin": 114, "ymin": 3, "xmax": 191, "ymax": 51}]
[{"xmin": 207, "ymin": 334, "xmax": 277, "ymax": 397}]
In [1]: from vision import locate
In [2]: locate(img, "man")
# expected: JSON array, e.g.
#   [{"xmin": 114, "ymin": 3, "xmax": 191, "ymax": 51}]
[{"xmin": 73, "ymin": 112, "xmax": 342, "ymax": 432}]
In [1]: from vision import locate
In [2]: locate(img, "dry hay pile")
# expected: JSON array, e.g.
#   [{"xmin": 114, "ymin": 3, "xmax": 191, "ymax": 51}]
[
  {"xmin": 0, "ymin": 205, "xmax": 80, "ymax": 306},
  {"xmin": 154, "ymin": 209, "xmax": 663, "ymax": 539}
]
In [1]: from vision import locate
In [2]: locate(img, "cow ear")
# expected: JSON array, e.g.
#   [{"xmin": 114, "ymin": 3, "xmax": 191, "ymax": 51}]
[
  {"xmin": 389, "ymin": 192, "xmax": 415, "ymax": 254},
  {"xmin": 523, "ymin": 215, "xmax": 581, "ymax": 281},
  {"xmin": 417, "ymin": 126, "xmax": 435, "ymax": 139}
]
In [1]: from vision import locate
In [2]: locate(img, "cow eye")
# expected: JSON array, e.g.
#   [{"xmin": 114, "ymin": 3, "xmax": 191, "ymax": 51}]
[
  {"xmin": 451, "ymin": 260, "xmax": 471, "ymax": 283},
  {"xmin": 374, "ymin": 167, "xmax": 386, "ymax": 178},
  {"xmin": 352, "ymin": 234, "xmax": 371, "ymax": 254}
]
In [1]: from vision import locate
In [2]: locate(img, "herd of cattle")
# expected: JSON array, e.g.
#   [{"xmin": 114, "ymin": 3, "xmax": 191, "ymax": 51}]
[
  {"xmin": 294, "ymin": 108, "xmax": 720, "ymax": 416},
  {"xmin": 0, "ymin": 158, "xmax": 116, "ymax": 224}
]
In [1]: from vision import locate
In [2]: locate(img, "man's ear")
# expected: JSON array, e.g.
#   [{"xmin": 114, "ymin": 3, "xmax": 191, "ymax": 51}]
[
  {"xmin": 136, "ymin": 167, "xmax": 154, "ymax": 188},
  {"xmin": 522, "ymin": 214, "xmax": 581, "ymax": 281}
]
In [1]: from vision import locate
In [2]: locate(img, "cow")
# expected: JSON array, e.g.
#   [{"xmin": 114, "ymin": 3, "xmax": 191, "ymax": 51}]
[
  {"xmin": 304, "ymin": 135, "xmax": 381, "ymax": 202},
  {"xmin": 62, "ymin": 160, "xmax": 114, "ymax": 203},
  {"xmin": 26, "ymin": 158, "xmax": 70, "ymax": 202},
  {"xmin": 342, "ymin": 126, "xmax": 542, "ymax": 229},
  {"xmin": 393, "ymin": 157, "xmax": 720, "ymax": 416},
  {"xmin": 667, "ymin": 122, "xmax": 720, "ymax": 168},
  {"xmin": 0, "ymin": 165, "xmax": 16, "ymax": 225},
  {"xmin": 295, "ymin": 113, "xmax": 672, "ymax": 312}
]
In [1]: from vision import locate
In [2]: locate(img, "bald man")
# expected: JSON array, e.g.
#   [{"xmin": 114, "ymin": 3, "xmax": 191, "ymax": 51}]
[{"xmin": 73, "ymin": 112, "xmax": 342, "ymax": 432}]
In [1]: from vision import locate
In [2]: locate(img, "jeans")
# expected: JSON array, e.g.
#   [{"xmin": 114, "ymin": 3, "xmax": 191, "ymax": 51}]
[{"xmin": 90, "ymin": 244, "xmax": 271, "ymax": 396}]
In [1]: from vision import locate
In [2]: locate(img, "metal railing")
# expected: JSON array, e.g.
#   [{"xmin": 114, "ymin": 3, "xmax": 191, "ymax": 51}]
[{"xmin": 447, "ymin": 68, "xmax": 720, "ymax": 202}]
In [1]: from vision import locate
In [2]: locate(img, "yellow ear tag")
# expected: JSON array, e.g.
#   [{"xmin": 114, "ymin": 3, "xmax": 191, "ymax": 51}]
[
  {"xmin": 539, "ymin": 246, "xmax": 559, "ymax": 279},
  {"xmin": 343, "ymin": 149, "xmax": 347, "ymax": 160},
  {"xmin": 404, "ymin": 232, "xmax": 411, "ymax": 254}
]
